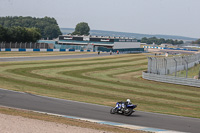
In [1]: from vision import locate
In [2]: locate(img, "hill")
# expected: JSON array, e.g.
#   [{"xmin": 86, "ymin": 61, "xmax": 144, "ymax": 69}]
[{"xmin": 61, "ymin": 28, "xmax": 197, "ymax": 41}]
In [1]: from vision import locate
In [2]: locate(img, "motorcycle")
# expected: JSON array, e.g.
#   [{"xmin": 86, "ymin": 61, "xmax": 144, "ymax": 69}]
[{"xmin": 110, "ymin": 102, "xmax": 137, "ymax": 116}]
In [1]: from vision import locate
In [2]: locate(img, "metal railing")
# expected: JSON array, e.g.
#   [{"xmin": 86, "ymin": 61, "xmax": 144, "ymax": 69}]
[
  {"xmin": 142, "ymin": 71, "xmax": 200, "ymax": 87},
  {"xmin": 147, "ymin": 54, "xmax": 200, "ymax": 78},
  {"xmin": 0, "ymin": 42, "xmax": 53, "ymax": 49},
  {"xmin": 144, "ymin": 53, "xmax": 200, "ymax": 87}
]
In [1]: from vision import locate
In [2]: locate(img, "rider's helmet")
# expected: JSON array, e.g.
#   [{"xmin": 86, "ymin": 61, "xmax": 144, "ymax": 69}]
[{"xmin": 127, "ymin": 99, "xmax": 131, "ymax": 104}]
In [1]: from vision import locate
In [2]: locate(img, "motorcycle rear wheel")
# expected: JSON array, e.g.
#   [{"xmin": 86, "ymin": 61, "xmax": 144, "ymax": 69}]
[{"xmin": 124, "ymin": 108, "xmax": 133, "ymax": 116}]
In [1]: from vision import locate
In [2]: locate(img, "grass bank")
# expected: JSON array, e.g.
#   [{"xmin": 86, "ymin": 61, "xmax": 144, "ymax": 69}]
[
  {"xmin": 0, "ymin": 51, "xmax": 95, "ymax": 57},
  {"xmin": 0, "ymin": 53, "xmax": 199, "ymax": 118},
  {"xmin": 0, "ymin": 106, "xmax": 144, "ymax": 133}
]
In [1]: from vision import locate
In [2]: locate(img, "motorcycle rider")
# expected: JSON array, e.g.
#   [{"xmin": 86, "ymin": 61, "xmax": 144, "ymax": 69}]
[
  {"xmin": 125, "ymin": 99, "xmax": 131, "ymax": 107},
  {"xmin": 124, "ymin": 99, "xmax": 132, "ymax": 110},
  {"xmin": 118, "ymin": 99, "xmax": 132, "ymax": 111}
]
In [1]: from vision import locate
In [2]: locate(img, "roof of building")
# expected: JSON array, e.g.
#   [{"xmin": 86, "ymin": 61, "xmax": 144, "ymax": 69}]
[{"xmin": 60, "ymin": 34, "xmax": 135, "ymax": 40}]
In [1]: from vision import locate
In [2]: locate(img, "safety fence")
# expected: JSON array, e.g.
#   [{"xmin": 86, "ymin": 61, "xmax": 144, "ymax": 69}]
[
  {"xmin": 0, "ymin": 48, "xmax": 145, "ymax": 54},
  {"xmin": 142, "ymin": 71, "xmax": 200, "ymax": 87},
  {"xmin": 143, "ymin": 46, "xmax": 198, "ymax": 52},
  {"xmin": 0, "ymin": 42, "xmax": 53, "ymax": 49},
  {"xmin": 147, "ymin": 54, "xmax": 200, "ymax": 77},
  {"xmin": 0, "ymin": 48, "xmax": 92, "ymax": 52}
]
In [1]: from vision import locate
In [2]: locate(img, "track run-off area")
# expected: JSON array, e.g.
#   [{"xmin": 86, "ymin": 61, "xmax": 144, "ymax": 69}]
[{"xmin": 0, "ymin": 52, "xmax": 200, "ymax": 132}]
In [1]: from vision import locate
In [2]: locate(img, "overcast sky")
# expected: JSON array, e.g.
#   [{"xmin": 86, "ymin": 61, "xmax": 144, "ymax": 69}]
[{"xmin": 0, "ymin": 0, "xmax": 199, "ymax": 38}]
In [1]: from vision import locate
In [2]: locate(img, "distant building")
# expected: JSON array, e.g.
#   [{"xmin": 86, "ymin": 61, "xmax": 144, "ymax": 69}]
[
  {"xmin": 160, "ymin": 43, "xmax": 173, "ymax": 47},
  {"xmin": 57, "ymin": 35, "xmax": 144, "ymax": 52}
]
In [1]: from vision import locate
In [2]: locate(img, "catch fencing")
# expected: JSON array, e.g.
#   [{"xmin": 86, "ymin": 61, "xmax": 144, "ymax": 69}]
[
  {"xmin": 0, "ymin": 42, "xmax": 53, "ymax": 49},
  {"xmin": 143, "ymin": 53, "xmax": 200, "ymax": 87},
  {"xmin": 142, "ymin": 71, "xmax": 200, "ymax": 87},
  {"xmin": 147, "ymin": 54, "xmax": 200, "ymax": 78}
]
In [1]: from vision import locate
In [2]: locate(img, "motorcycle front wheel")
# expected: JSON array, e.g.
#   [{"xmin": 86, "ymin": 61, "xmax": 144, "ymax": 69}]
[{"xmin": 110, "ymin": 108, "xmax": 117, "ymax": 114}]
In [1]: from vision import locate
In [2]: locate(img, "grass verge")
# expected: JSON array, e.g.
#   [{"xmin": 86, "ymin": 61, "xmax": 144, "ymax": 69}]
[
  {"xmin": 0, "ymin": 106, "xmax": 145, "ymax": 133},
  {"xmin": 0, "ymin": 53, "xmax": 199, "ymax": 118},
  {"xmin": 0, "ymin": 51, "xmax": 96, "ymax": 57}
]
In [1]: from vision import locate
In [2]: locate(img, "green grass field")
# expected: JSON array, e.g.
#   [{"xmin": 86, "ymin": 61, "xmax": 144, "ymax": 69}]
[
  {"xmin": 0, "ymin": 51, "xmax": 95, "ymax": 57},
  {"xmin": 175, "ymin": 64, "xmax": 200, "ymax": 78},
  {"xmin": 0, "ymin": 53, "xmax": 199, "ymax": 118}
]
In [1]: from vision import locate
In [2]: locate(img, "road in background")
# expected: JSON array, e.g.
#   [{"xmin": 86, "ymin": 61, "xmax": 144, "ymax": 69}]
[{"xmin": 0, "ymin": 53, "xmax": 117, "ymax": 62}]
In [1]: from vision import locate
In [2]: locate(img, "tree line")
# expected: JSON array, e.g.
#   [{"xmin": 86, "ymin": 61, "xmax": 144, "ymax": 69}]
[
  {"xmin": 0, "ymin": 25, "xmax": 41, "ymax": 43},
  {"xmin": 0, "ymin": 16, "xmax": 62, "ymax": 40},
  {"xmin": 141, "ymin": 37, "xmax": 184, "ymax": 45},
  {"xmin": 192, "ymin": 39, "xmax": 200, "ymax": 44},
  {"xmin": 72, "ymin": 22, "xmax": 90, "ymax": 35}
]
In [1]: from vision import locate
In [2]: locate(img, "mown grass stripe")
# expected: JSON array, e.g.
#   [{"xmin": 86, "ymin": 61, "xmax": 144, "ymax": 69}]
[
  {"xmin": 0, "ymin": 53, "xmax": 200, "ymax": 118},
  {"xmin": 4, "ymin": 57, "xmax": 200, "ymax": 103},
  {"xmin": 6, "ymin": 61, "xmax": 200, "ymax": 105}
]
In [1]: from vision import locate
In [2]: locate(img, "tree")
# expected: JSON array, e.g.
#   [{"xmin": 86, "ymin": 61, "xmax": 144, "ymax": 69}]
[
  {"xmin": 192, "ymin": 39, "xmax": 200, "ymax": 44},
  {"xmin": 44, "ymin": 25, "xmax": 61, "ymax": 39},
  {"xmin": 157, "ymin": 38, "xmax": 165, "ymax": 45},
  {"xmin": 0, "ymin": 25, "xmax": 41, "ymax": 43},
  {"xmin": 140, "ymin": 37, "xmax": 183, "ymax": 45},
  {"xmin": 0, "ymin": 25, "xmax": 7, "ymax": 42},
  {"xmin": 0, "ymin": 16, "xmax": 62, "ymax": 39},
  {"xmin": 141, "ymin": 37, "xmax": 148, "ymax": 43},
  {"xmin": 72, "ymin": 22, "xmax": 90, "ymax": 35}
]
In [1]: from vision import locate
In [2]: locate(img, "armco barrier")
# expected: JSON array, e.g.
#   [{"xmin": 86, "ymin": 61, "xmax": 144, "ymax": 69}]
[
  {"xmin": 147, "ymin": 54, "xmax": 200, "ymax": 75},
  {"xmin": 143, "ymin": 46, "xmax": 199, "ymax": 52},
  {"xmin": 0, "ymin": 48, "xmax": 92, "ymax": 52},
  {"xmin": 142, "ymin": 71, "xmax": 200, "ymax": 87}
]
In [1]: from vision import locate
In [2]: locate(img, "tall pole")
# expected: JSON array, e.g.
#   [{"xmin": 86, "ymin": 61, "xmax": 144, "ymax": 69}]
[
  {"xmin": 149, "ymin": 57, "xmax": 152, "ymax": 73},
  {"xmin": 174, "ymin": 58, "xmax": 177, "ymax": 77},
  {"xmin": 155, "ymin": 57, "xmax": 158, "ymax": 74},
  {"xmin": 185, "ymin": 59, "xmax": 188, "ymax": 78},
  {"xmin": 198, "ymin": 67, "xmax": 200, "ymax": 79},
  {"xmin": 164, "ymin": 58, "xmax": 167, "ymax": 75}
]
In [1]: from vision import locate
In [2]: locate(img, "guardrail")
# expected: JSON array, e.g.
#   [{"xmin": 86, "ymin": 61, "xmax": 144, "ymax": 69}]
[
  {"xmin": 142, "ymin": 71, "xmax": 200, "ymax": 87},
  {"xmin": 0, "ymin": 48, "xmax": 93, "ymax": 52},
  {"xmin": 143, "ymin": 46, "xmax": 199, "ymax": 52},
  {"xmin": 147, "ymin": 54, "xmax": 200, "ymax": 77}
]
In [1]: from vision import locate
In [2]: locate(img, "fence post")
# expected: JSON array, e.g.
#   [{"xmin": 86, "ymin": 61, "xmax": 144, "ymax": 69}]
[
  {"xmin": 185, "ymin": 59, "xmax": 188, "ymax": 78},
  {"xmin": 148, "ymin": 57, "xmax": 152, "ymax": 73},
  {"xmin": 174, "ymin": 58, "xmax": 177, "ymax": 77},
  {"xmin": 147, "ymin": 53, "xmax": 200, "ymax": 77},
  {"xmin": 154, "ymin": 57, "xmax": 158, "ymax": 74},
  {"xmin": 164, "ymin": 58, "xmax": 167, "ymax": 75}
]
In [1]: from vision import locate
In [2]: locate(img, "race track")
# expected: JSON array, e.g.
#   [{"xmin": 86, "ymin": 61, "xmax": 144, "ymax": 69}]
[
  {"xmin": 0, "ymin": 89, "xmax": 200, "ymax": 133},
  {"xmin": 0, "ymin": 53, "xmax": 116, "ymax": 62},
  {"xmin": 0, "ymin": 53, "xmax": 200, "ymax": 133}
]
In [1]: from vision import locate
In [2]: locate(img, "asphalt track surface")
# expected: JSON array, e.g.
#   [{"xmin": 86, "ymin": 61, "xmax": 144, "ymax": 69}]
[
  {"xmin": 0, "ymin": 89, "xmax": 200, "ymax": 133},
  {"xmin": 0, "ymin": 53, "xmax": 200, "ymax": 133},
  {"xmin": 0, "ymin": 53, "xmax": 117, "ymax": 62}
]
